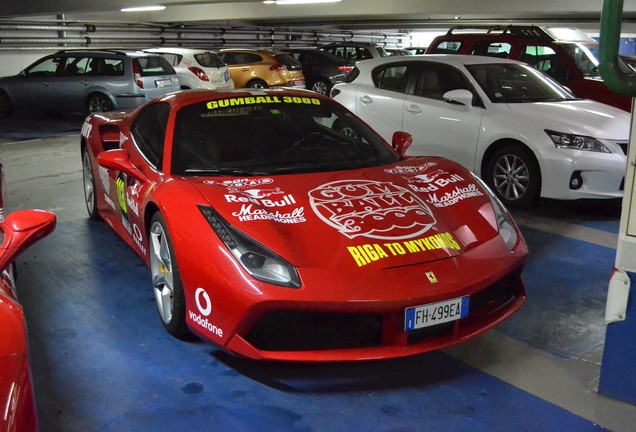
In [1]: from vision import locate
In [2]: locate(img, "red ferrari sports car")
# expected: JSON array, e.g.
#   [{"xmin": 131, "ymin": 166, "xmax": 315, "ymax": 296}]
[
  {"xmin": 81, "ymin": 88, "xmax": 527, "ymax": 362},
  {"xmin": 1, "ymin": 161, "xmax": 57, "ymax": 432}
]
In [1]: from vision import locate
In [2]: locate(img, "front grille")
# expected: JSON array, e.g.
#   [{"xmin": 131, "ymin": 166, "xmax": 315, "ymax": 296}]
[
  {"xmin": 245, "ymin": 312, "xmax": 382, "ymax": 351},
  {"xmin": 245, "ymin": 270, "xmax": 522, "ymax": 353}
]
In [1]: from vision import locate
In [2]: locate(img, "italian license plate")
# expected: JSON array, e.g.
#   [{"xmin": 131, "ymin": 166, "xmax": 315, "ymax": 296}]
[
  {"xmin": 155, "ymin": 79, "xmax": 171, "ymax": 88},
  {"xmin": 405, "ymin": 296, "xmax": 469, "ymax": 331}
]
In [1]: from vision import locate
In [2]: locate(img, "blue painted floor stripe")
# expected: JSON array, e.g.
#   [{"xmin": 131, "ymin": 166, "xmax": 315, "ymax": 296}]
[
  {"xmin": 499, "ymin": 226, "xmax": 613, "ymax": 358},
  {"xmin": 15, "ymin": 220, "xmax": 608, "ymax": 431}
]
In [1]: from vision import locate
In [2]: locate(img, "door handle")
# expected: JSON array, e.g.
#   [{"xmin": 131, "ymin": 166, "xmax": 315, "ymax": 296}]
[
  {"xmin": 405, "ymin": 104, "xmax": 422, "ymax": 114},
  {"xmin": 359, "ymin": 95, "xmax": 373, "ymax": 104},
  {"xmin": 240, "ymin": 67, "xmax": 250, "ymax": 71},
  {"xmin": 42, "ymin": 82, "xmax": 51, "ymax": 87},
  {"xmin": 81, "ymin": 81, "xmax": 89, "ymax": 86}
]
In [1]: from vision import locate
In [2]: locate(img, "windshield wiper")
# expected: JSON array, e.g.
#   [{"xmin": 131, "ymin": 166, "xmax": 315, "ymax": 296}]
[{"xmin": 184, "ymin": 168, "xmax": 266, "ymax": 176}]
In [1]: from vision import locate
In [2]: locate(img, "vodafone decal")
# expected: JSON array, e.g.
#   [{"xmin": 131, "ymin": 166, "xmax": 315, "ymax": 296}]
[{"xmin": 188, "ymin": 287, "xmax": 223, "ymax": 337}]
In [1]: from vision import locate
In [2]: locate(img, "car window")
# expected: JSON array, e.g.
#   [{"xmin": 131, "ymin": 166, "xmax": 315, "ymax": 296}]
[
  {"xmin": 413, "ymin": 63, "xmax": 471, "ymax": 100},
  {"xmin": 194, "ymin": 52, "xmax": 225, "ymax": 68},
  {"xmin": 466, "ymin": 63, "xmax": 575, "ymax": 103},
  {"xmin": 83, "ymin": 57, "xmax": 125, "ymax": 76},
  {"xmin": 428, "ymin": 41, "xmax": 462, "ymax": 54},
  {"xmin": 372, "ymin": 64, "xmax": 412, "ymax": 93},
  {"xmin": 133, "ymin": 56, "xmax": 175, "ymax": 76},
  {"xmin": 157, "ymin": 53, "xmax": 181, "ymax": 67},
  {"xmin": 471, "ymin": 41, "xmax": 512, "ymax": 58},
  {"xmin": 171, "ymin": 96, "xmax": 398, "ymax": 175},
  {"xmin": 521, "ymin": 45, "xmax": 571, "ymax": 81},
  {"xmin": 221, "ymin": 52, "xmax": 261, "ymax": 65},
  {"xmin": 357, "ymin": 48, "xmax": 373, "ymax": 60},
  {"xmin": 274, "ymin": 53, "xmax": 302, "ymax": 70},
  {"xmin": 62, "ymin": 56, "xmax": 91, "ymax": 76},
  {"xmin": 559, "ymin": 42, "xmax": 600, "ymax": 78},
  {"xmin": 24, "ymin": 57, "xmax": 61, "ymax": 77},
  {"xmin": 131, "ymin": 102, "xmax": 170, "ymax": 169}
]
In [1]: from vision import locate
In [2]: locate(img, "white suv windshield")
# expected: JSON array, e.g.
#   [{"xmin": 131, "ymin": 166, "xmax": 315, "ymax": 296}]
[
  {"xmin": 559, "ymin": 42, "xmax": 600, "ymax": 77},
  {"xmin": 467, "ymin": 63, "xmax": 577, "ymax": 103}
]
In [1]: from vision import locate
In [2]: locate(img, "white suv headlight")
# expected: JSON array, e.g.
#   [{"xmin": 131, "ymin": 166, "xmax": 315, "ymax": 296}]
[{"xmin": 545, "ymin": 130, "xmax": 610, "ymax": 153}]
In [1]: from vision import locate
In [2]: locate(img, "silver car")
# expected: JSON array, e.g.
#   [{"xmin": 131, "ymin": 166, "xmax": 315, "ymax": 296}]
[{"xmin": 0, "ymin": 49, "xmax": 180, "ymax": 117}]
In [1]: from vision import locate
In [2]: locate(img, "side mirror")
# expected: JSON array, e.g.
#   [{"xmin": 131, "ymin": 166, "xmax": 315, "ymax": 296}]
[
  {"xmin": 391, "ymin": 131, "xmax": 413, "ymax": 156},
  {"xmin": 97, "ymin": 149, "xmax": 147, "ymax": 182},
  {"xmin": 443, "ymin": 89, "xmax": 474, "ymax": 107},
  {"xmin": 0, "ymin": 210, "xmax": 56, "ymax": 271}
]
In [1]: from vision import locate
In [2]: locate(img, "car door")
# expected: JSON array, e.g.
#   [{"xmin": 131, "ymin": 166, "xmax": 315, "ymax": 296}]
[
  {"xmin": 353, "ymin": 62, "xmax": 416, "ymax": 141},
  {"xmin": 401, "ymin": 62, "xmax": 485, "ymax": 171},
  {"xmin": 105, "ymin": 102, "xmax": 169, "ymax": 257},
  {"xmin": 7, "ymin": 55, "xmax": 62, "ymax": 109},
  {"xmin": 47, "ymin": 55, "xmax": 93, "ymax": 111}
]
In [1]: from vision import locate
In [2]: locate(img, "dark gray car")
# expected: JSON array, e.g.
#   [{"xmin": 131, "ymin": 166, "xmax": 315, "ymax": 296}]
[
  {"xmin": 284, "ymin": 48, "xmax": 354, "ymax": 95},
  {"xmin": 0, "ymin": 49, "xmax": 179, "ymax": 117}
]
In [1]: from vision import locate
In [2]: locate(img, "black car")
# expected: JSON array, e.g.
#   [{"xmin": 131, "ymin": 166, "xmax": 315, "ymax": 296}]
[{"xmin": 284, "ymin": 48, "xmax": 354, "ymax": 95}]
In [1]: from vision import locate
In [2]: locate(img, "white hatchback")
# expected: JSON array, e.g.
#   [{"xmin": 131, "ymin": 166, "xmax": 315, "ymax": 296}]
[
  {"xmin": 145, "ymin": 47, "xmax": 234, "ymax": 91},
  {"xmin": 332, "ymin": 55, "xmax": 629, "ymax": 208}
]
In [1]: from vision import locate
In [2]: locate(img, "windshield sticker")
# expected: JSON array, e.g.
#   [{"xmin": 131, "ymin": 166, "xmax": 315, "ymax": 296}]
[
  {"xmin": 347, "ymin": 232, "xmax": 461, "ymax": 267},
  {"xmin": 309, "ymin": 180, "xmax": 436, "ymax": 240},
  {"xmin": 204, "ymin": 177, "xmax": 274, "ymax": 192},
  {"xmin": 206, "ymin": 95, "xmax": 321, "ymax": 110}
]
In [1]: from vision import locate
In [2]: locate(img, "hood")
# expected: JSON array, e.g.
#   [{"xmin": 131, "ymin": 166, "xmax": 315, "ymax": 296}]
[
  {"xmin": 506, "ymin": 99, "xmax": 630, "ymax": 139},
  {"xmin": 187, "ymin": 158, "xmax": 503, "ymax": 270}
]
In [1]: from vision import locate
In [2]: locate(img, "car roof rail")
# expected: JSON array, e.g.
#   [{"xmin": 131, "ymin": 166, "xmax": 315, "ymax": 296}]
[
  {"xmin": 445, "ymin": 25, "xmax": 553, "ymax": 39},
  {"xmin": 54, "ymin": 48, "xmax": 129, "ymax": 55}
]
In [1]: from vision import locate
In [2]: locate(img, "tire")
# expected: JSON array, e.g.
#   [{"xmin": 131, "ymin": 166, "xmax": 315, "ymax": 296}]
[
  {"xmin": 82, "ymin": 147, "xmax": 101, "ymax": 221},
  {"xmin": 0, "ymin": 91, "xmax": 14, "ymax": 118},
  {"xmin": 485, "ymin": 144, "xmax": 540, "ymax": 208},
  {"xmin": 310, "ymin": 78, "xmax": 331, "ymax": 95},
  {"xmin": 334, "ymin": 119, "xmax": 360, "ymax": 140},
  {"xmin": 247, "ymin": 79, "xmax": 268, "ymax": 89},
  {"xmin": 85, "ymin": 93, "xmax": 114, "ymax": 114},
  {"xmin": 149, "ymin": 212, "xmax": 189, "ymax": 337}
]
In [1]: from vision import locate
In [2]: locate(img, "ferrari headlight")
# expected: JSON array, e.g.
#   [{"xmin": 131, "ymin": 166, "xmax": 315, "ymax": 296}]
[
  {"xmin": 472, "ymin": 174, "xmax": 519, "ymax": 251},
  {"xmin": 198, "ymin": 205, "xmax": 300, "ymax": 288},
  {"xmin": 545, "ymin": 130, "xmax": 610, "ymax": 153}
]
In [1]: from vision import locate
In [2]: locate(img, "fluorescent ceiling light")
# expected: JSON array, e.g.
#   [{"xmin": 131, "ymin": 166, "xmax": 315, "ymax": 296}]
[
  {"xmin": 121, "ymin": 5, "xmax": 166, "ymax": 12},
  {"xmin": 263, "ymin": 0, "xmax": 341, "ymax": 4}
]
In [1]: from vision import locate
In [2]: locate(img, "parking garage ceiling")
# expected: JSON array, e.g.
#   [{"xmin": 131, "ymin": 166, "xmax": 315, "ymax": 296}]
[{"xmin": 2, "ymin": 0, "xmax": 636, "ymax": 30}]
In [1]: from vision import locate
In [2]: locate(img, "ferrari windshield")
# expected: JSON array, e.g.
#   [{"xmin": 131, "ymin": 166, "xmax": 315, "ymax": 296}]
[
  {"xmin": 466, "ymin": 63, "xmax": 576, "ymax": 103},
  {"xmin": 171, "ymin": 95, "xmax": 399, "ymax": 176}
]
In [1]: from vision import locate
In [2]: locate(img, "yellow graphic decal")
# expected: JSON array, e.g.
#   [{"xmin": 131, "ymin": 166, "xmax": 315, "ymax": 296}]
[
  {"xmin": 348, "ymin": 231, "xmax": 461, "ymax": 267},
  {"xmin": 115, "ymin": 175, "xmax": 127, "ymax": 216},
  {"xmin": 206, "ymin": 95, "xmax": 321, "ymax": 110}
]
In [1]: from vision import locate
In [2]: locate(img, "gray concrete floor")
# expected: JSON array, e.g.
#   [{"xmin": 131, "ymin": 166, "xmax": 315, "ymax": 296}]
[{"xmin": 2, "ymin": 133, "xmax": 636, "ymax": 431}]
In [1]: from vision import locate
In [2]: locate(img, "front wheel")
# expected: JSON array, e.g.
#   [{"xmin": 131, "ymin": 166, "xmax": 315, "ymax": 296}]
[
  {"xmin": 485, "ymin": 145, "xmax": 540, "ymax": 208},
  {"xmin": 82, "ymin": 147, "xmax": 101, "ymax": 221},
  {"xmin": 149, "ymin": 212, "xmax": 189, "ymax": 337}
]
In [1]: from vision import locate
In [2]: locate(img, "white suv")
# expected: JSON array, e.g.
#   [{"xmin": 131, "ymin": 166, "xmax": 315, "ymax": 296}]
[
  {"xmin": 332, "ymin": 55, "xmax": 629, "ymax": 207},
  {"xmin": 145, "ymin": 47, "xmax": 234, "ymax": 90}
]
